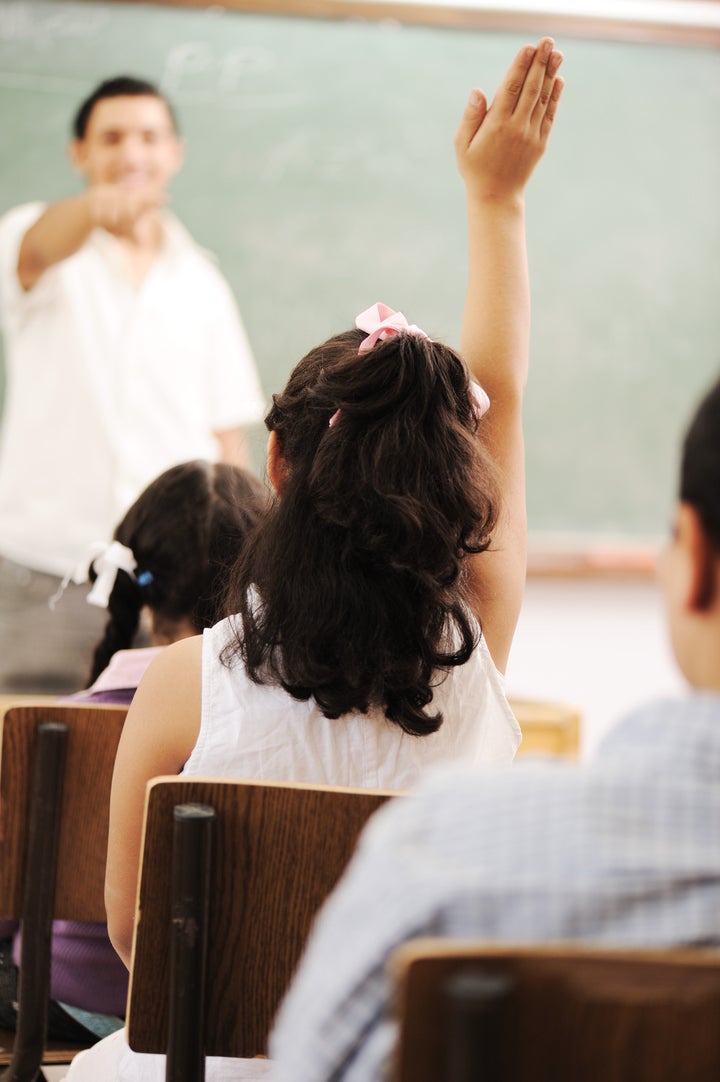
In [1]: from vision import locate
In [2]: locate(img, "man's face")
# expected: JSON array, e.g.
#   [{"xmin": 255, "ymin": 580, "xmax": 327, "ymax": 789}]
[{"xmin": 71, "ymin": 95, "xmax": 183, "ymax": 197}]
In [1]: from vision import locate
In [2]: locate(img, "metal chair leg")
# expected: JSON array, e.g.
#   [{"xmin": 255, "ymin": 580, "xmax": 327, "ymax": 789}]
[
  {"xmin": 1, "ymin": 723, "xmax": 68, "ymax": 1082},
  {"xmin": 165, "ymin": 803, "xmax": 215, "ymax": 1082},
  {"xmin": 445, "ymin": 968, "xmax": 515, "ymax": 1082}
]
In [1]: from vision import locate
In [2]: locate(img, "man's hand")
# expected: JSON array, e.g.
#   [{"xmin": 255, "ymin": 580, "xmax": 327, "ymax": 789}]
[
  {"xmin": 17, "ymin": 185, "xmax": 166, "ymax": 289},
  {"xmin": 87, "ymin": 184, "xmax": 166, "ymax": 239}
]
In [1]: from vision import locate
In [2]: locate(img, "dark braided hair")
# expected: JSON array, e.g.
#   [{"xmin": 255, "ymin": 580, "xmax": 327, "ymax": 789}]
[
  {"xmin": 87, "ymin": 460, "xmax": 268, "ymax": 685},
  {"xmin": 223, "ymin": 325, "xmax": 500, "ymax": 736}
]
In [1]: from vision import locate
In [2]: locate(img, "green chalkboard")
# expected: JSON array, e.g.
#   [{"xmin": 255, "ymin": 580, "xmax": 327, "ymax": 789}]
[{"xmin": 1, "ymin": 1, "xmax": 718, "ymax": 541}]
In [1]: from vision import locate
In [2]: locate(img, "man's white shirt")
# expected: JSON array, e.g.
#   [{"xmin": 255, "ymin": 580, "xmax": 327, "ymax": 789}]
[{"xmin": 0, "ymin": 202, "xmax": 265, "ymax": 576}]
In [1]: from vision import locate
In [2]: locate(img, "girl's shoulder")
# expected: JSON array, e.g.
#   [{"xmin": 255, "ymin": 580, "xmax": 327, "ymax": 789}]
[{"xmin": 132, "ymin": 635, "xmax": 204, "ymax": 733}]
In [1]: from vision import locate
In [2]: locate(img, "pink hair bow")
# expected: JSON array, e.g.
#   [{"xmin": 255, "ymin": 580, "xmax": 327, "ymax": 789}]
[
  {"xmin": 355, "ymin": 302, "xmax": 430, "ymax": 355},
  {"xmin": 328, "ymin": 302, "xmax": 490, "ymax": 427}
]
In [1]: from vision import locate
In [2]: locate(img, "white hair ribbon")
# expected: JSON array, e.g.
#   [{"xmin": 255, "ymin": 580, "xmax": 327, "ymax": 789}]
[{"xmin": 86, "ymin": 541, "xmax": 137, "ymax": 608}]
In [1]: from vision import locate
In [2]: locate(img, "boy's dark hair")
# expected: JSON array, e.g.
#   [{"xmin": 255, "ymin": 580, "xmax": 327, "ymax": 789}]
[
  {"xmin": 73, "ymin": 75, "xmax": 178, "ymax": 139},
  {"xmin": 223, "ymin": 327, "xmax": 500, "ymax": 737},
  {"xmin": 681, "ymin": 375, "xmax": 720, "ymax": 549},
  {"xmin": 87, "ymin": 460, "xmax": 268, "ymax": 685}
]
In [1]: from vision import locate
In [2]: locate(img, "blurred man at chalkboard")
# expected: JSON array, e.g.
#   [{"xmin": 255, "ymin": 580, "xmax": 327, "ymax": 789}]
[{"xmin": 0, "ymin": 76, "xmax": 265, "ymax": 694}]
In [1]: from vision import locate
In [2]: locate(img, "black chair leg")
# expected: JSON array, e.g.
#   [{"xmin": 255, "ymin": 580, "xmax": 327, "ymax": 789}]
[
  {"xmin": 445, "ymin": 968, "xmax": 515, "ymax": 1082},
  {"xmin": 165, "ymin": 803, "xmax": 214, "ymax": 1082},
  {"xmin": 1, "ymin": 723, "xmax": 68, "ymax": 1082}
]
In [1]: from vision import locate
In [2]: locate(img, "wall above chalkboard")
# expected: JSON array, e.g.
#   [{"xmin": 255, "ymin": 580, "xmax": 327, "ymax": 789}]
[
  {"xmin": 123, "ymin": 0, "xmax": 720, "ymax": 48},
  {"xmin": 0, "ymin": 0, "xmax": 718, "ymax": 543}
]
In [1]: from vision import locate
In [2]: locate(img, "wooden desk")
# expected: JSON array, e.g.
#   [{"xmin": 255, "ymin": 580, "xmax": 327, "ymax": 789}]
[{"xmin": 510, "ymin": 699, "xmax": 581, "ymax": 760}]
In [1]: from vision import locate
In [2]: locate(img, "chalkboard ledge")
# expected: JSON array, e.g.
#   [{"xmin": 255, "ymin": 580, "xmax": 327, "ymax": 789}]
[{"xmin": 527, "ymin": 542, "xmax": 659, "ymax": 579}]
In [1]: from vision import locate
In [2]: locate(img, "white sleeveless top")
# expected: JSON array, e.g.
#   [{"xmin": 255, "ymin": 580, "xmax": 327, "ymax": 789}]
[{"xmin": 182, "ymin": 615, "xmax": 521, "ymax": 788}]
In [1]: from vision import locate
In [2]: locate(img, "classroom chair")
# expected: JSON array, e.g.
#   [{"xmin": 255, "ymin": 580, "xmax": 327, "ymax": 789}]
[
  {"xmin": 126, "ymin": 776, "xmax": 398, "ymax": 1080},
  {"xmin": 0, "ymin": 703, "xmax": 128, "ymax": 1082},
  {"xmin": 390, "ymin": 938, "xmax": 720, "ymax": 1082}
]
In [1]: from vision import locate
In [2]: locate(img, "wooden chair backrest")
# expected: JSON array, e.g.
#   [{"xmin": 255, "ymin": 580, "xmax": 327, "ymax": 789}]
[
  {"xmin": 391, "ymin": 939, "xmax": 720, "ymax": 1082},
  {"xmin": 127, "ymin": 775, "xmax": 396, "ymax": 1058},
  {"xmin": 0, "ymin": 703, "xmax": 128, "ymax": 921},
  {"xmin": 0, "ymin": 703, "xmax": 128, "ymax": 1072}
]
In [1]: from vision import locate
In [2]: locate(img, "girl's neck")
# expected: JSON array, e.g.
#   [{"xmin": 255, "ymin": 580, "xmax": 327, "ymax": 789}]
[{"xmin": 150, "ymin": 614, "xmax": 198, "ymax": 647}]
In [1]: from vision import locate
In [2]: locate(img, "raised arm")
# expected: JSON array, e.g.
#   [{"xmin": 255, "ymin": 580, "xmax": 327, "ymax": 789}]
[
  {"xmin": 104, "ymin": 635, "xmax": 203, "ymax": 967},
  {"xmin": 17, "ymin": 186, "xmax": 163, "ymax": 290},
  {"xmin": 455, "ymin": 38, "xmax": 564, "ymax": 672}
]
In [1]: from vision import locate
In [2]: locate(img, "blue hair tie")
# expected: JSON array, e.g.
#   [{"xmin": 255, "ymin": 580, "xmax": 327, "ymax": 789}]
[{"xmin": 136, "ymin": 570, "xmax": 154, "ymax": 587}]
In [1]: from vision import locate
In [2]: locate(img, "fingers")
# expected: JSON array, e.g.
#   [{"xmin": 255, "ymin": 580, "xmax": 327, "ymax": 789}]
[
  {"xmin": 454, "ymin": 88, "xmax": 488, "ymax": 156},
  {"xmin": 495, "ymin": 37, "xmax": 553, "ymax": 119},
  {"xmin": 89, "ymin": 186, "xmax": 164, "ymax": 236},
  {"xmin": 495, "ymin": 36, "xmax": 565, "ymax": 127},
  {"xmin": 531, "ymin": 48, "xmax": 563, "ymax": 127},
  {"xmin": 540, "ymin": 74, "xmax": 565, "ymax": 138}
]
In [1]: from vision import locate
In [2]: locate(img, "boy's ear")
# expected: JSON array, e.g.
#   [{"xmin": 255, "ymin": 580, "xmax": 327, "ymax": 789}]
[{"xmin": 678, "ymin": 502, "xmax": 718, "ymax": 612}]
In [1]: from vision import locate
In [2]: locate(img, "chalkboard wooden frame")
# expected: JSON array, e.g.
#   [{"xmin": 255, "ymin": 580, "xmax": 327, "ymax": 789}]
[{"xmin": 118, "ymin": 0, "xmax": 720, "ymax": 48}]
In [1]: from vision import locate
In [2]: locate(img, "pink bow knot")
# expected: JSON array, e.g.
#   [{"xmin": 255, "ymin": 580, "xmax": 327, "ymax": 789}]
[
  {"xmin": 355, "ymin": 302, "xmax": 430, "ymax": 355},
  {"xmin": 356, "ymin": 302, "xmax": 490, "ymax": 419},
  {"xmin": 327, "ymin": 302, "xmax": 491, "ymax": 428}
]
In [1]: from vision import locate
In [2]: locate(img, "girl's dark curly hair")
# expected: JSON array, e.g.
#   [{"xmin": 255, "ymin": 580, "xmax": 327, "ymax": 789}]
[
  {"xmin": 87, "ymin": 460, "xmax": 268, "ymax": 685},
  {"xmin": 223, "ymin": 325, "xmax": 501, "ymax": 736}
]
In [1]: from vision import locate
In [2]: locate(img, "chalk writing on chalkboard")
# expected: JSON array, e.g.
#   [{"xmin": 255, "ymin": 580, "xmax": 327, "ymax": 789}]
[
  {"xmin": 0, "ymin": 1, "xmax": 108, "ymax": 40},
  {"xmin": 161, "ymin": 42, "xmax": 277, "ymax": 96}
]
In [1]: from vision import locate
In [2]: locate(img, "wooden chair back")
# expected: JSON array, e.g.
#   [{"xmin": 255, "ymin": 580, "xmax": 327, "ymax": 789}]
[
  {"xmin": 391, "ymin": 939, "xmax": 720, "ymax": 1082},
  {"xmin": 127, "ymin": 776, "xmax": 396, "ymax": 1062},
  {"xmin": 0, "ymin": 703, "xmax": 128, "ymax": 1078}
]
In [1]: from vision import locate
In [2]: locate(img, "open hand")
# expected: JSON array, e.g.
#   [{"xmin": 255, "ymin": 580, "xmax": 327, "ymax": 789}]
[{"xmin": 455, "ymin": 37, "xmax": 564, "ymax": 204}]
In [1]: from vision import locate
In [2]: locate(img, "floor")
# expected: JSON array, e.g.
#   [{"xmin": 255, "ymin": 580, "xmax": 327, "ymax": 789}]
[{"xmin": 506, "ymin": 574, "xmax": 684, "ymax": 760}]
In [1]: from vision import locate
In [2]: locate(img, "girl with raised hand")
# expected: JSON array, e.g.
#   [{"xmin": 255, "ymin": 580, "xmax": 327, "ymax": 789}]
[{"xmin": 66, "ymin": 37, "xmax": 563, "ymax": 1082}]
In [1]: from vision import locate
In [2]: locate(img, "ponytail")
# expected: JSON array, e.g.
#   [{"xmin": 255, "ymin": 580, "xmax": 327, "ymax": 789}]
[
  {"xmin": 224, "ymin": 327, "xmax": 499, "ymax": 735},
  {"xmin": 87, "ymin": 569, "xmax": 143, "ymax": 684}
]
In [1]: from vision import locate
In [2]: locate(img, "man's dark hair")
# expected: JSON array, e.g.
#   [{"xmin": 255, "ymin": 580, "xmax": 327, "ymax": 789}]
[
  {"xmin": 680, "ymin": 375, "xmax": 720, "ymax": 550},
  {"xmin": 73, "ymin": 75, "xmax": 178, "ymax": 139}
]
